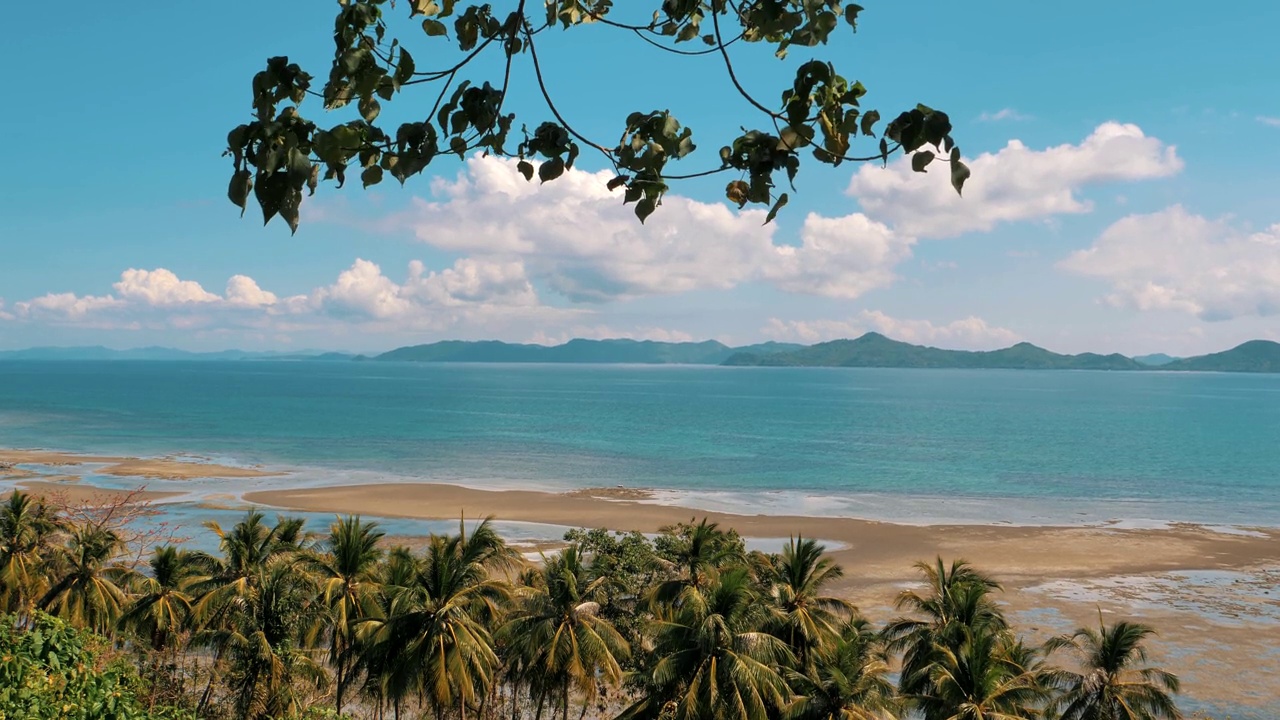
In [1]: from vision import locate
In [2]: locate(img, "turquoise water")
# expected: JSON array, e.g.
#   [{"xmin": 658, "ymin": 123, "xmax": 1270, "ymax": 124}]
[{"xmin": 1, "ymin": 360, "xmax": 1278, "ymax": 527}]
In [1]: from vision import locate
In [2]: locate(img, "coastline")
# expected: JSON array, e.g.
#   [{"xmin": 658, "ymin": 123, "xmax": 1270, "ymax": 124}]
[
  {"xmin": 243, "ymin": 482, "xmax": 1280, "ymax": 589},
  {"xmin": 3, "ymin": 448, "xmax": 1279, "ymax": 713}
]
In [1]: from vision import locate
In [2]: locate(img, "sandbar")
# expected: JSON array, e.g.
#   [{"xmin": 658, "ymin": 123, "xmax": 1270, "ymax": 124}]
[
  {"xmin": 0, "ymin": 448, "xmax": 283, "ymax": 480},
  {"xmin": 13, "ymin": 480, "xmax": 182, "ymax": 505}
]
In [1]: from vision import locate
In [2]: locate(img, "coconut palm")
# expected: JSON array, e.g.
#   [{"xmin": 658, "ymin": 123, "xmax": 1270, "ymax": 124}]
[
  {"xmin": 306, "ymin": 515, "xmax": 385, "ymax": 716},
  {"xmin": 763, "ymin": 536, "xmax": 854, "ymax": 665},
  {"xmin": 121, "ymin": 545, "xmax": 201, "ymax": 652},
  {"xmin": 912, "ymin": 624, "xmax": 1047, "ymax": 720},
  {"xmin": 885, "ymin": 558, "xmax": 1007, "ymax": 700},
  {"xmin": 37, "ymin": 524, "xmax": 137, "ymax": 634},
  {"xmin": 649, "ymin": 518, "xmax": 744, "ymax": 610},
  {"xmin": 358, "ymin": 518, "xmax": 517, "ymax": 720},
  {"xmin": 190, "ymin": 510, "xmax": 309, "ymax": 713},
  {"xmin": 783, "ymin": 617, "xmax": 900, "ymax": 720},
  {"xmin": 0, "ymin": 491, "xmax": 62, "ymax": 616},
  {"xmin": 621, "ymin": 566, "xmax": 794, "ymax": 720},
  {"xmin": 501, "ymin": 544, "xmax": 630, "ymax": 720},
  {"xmin": 208, "ymin": 555, "xmax": 328, "ymax": 719},
  {"xmin": 1044, "ymin": 618, "xmax": 1182, "ymax": 720}
]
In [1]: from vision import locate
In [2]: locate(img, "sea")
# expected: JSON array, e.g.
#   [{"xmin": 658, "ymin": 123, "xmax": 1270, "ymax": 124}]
[{"xmin": 0, "ymin": 360, "xmax": 1277, "ymax": 530}]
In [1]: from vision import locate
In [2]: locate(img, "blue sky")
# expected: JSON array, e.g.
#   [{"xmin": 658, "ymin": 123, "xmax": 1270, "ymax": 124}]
[{"xmin": 2, "ymin": 1, "xmax": 1278, "ymax": 355}]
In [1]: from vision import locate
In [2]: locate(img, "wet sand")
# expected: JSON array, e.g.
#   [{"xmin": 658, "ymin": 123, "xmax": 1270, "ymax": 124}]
[
  {"xmin": 0, "ymin": 449, "xmax": 283, "ymax": 480},
  {"xmin": 14, "ymin": 480, "xmax": 183, "ymax": 504},
  {"xmin": 245, "ymin": 482, "xmax": 1279, "ymax": 586},
  {"xmin": 246, "ymin": 481, "xmax": 1280, "ymax": 714}
]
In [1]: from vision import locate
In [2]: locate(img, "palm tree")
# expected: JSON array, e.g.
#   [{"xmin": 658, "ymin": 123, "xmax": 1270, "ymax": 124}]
[
  {"xmin": 783, "ymin": 617, "xmax": 900, "ymax": 720},
  {"xmin": 912, "ymin": 624, "xmax": 1047, "ymax": 720},
  {"xmin": 649, "ymin": 518, "xmax": 743, "ymax": 609},
  {"xmin": 306, "ymin": 515, "xmax": 385, "ymax": 716},
  {"xmin": 1044, "ymin": 618, "xmax": 1182, "ymax": 720},
  {"xmin": 358, "ymin": 518, "xmax": 517, "ymax": 720},
  {"xmin": 885, "ymin": 558, "xmax": 1007, "ymax": 701},
  {"xmin": 0, "ymin": 490, "xmax": 62, "ymax": 617},
  {"xmin": 208, "ymin": 555, "xmax": 328, "ymax": 719},
  {"xmin": 190, "ymin": 510, "xmax": 309, "ymax": 714},
  {"xmin": 763, "ymin": 536, "xmax": 854, "ymax": 666},
  {"xmin": 38, "ymin": 523, "xmax": 137, "ymax": 634},
  {"xmin": 501, "ymin": 544, "xmax": 630, "ymax": 720},
  {"xmin": 121, "ymin": 545, "xmax": 201, "ymax": 652},
  {"xmin": 621, "ymin": 566, "xmax": 794, "ymax": 720}
]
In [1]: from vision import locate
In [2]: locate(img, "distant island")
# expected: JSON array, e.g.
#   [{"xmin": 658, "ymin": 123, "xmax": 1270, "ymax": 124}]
[{"xmin": 4, "ymin": 336, "xmax": 1279, "ymax": 373}]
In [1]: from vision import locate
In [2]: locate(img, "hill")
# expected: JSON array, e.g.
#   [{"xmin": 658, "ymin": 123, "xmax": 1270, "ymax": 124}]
[
  {"xmin": 722, "ymin": 333, "xmax": 1143, "ymax": 370},
  {"xmin": 1133, "ymin": 353, "xmax": 1178, "ymax": 366},
  {"xmin": 373, "ymin": 339, "xmax": 805, "ymax": 365},
  {"xmin": 1160, "ymin": 340, "xmax": 1280, "ymax": 373}
]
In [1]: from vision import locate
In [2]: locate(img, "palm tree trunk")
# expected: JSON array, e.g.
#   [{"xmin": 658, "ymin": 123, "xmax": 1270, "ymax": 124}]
[
  {"xmin": 196, "ymin": 646, "xmax": 226, "ymax": 714},
  {"xmin": 535, "ymin": 689, "xmax": 547, "ymax": 720},
  {"xmin": 561, "ymin": 684, "xmax": 569, "ymax": 720}
]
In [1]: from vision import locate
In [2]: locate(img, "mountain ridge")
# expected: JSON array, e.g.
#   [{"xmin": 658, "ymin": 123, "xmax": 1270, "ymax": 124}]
[{"xmin": 2, "ymin": 337, "xmax": 1278, "ymax": 373}]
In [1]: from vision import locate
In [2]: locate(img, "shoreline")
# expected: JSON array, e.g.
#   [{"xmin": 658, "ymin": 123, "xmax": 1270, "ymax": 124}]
[
  {"xmin": 244, "ymin": 482, "xmax": 1280, "ymax": 588},
  {"xmin": 3, "ymin": 448, "xmax": 1279, "ymax": 711}
]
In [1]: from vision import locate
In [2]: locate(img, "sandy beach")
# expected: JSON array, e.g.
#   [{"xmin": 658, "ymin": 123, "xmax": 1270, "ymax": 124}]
[{"xmin": 247, "ymin": 482, "xmax": 1280, "ymax": 714}]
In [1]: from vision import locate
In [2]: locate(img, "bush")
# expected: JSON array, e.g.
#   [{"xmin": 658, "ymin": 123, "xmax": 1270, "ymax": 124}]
[{"xmin": 0, "ymin": 612, "xmax": 195, "ymax": 720}]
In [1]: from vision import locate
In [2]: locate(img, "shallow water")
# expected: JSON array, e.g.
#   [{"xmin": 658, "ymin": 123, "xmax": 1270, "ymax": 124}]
[{"xmin": 1, "ymin": 360, "xmax": 1278, "ymax": 527}]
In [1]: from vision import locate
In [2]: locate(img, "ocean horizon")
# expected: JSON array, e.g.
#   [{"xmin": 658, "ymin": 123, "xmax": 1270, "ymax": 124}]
[{"xmin": 1, "ymin": 359, "xmax": 1277, "ymax": 530}]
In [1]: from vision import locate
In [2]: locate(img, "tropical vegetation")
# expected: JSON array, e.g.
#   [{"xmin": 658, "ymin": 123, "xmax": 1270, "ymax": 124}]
[{"xmin": 0, "ymin": 491, "xmax": 1190, "ymax": 719}]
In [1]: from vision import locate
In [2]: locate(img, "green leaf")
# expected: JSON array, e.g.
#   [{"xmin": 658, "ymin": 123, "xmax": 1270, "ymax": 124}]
[
  {"xmin": 607, "ymin": 175, "xmax": 630, "ymax": 191},
  {"xmin": 538, "ymin": 157, "xmax": 565, "ymax": 183},
  {"xmin": 394, "ymin": 48, "xmax": 415, "ymax": 89},
  {"xmin": 227, "ymin": 170, "xmax": 252, "ymax": 215},
  {"xmin": 422, "ymin": 19, "xmax": 448, "ymax": 36},
  {"xmin": 950, "ymin": 159, "xmax": 970, "ymax": 195},
  {"xmin": 517, "ymin": 160, "xmax": 534, "ymax": 181},
  {"xmin": 764, "ymin": 192, "xmax": 788, "ymax": 224},
  {"xmin": 845, "ymin": 4, "xmax": 864, "ymax": 31},
  {"xmin": 911, "ymin": 151, "xmax": 935, "ymax": 173},
  {"xmin": 860, "ymin": 110, "xmax": 880, "ymax": 137},
  {"xmin": 635, "ymin": 196, "xmax": 657, "ymax": 223},
  {"xmin": 362, "ymin": 165, "xmax": 383, "ymax": 188},
  {"xmin": 450, "ymin": 136, "xmax": 467, "ymax": 156},
  {"xmin": 359, "ymin": 95, "xmax": 381, "ymax": 122},
  {"xmin": 725, "ymin": 179, "xmax": 748, "ymax": 207}
]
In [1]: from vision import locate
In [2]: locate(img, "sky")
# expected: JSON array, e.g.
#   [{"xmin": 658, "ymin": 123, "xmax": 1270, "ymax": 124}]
[{"xmin": 1, "ymin": 1, "xmax": 1278, "ymax": 356}]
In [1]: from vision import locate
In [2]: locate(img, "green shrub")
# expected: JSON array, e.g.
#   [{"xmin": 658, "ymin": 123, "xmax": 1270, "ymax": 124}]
[{"xmin": 0, "ymin": 612, "xmax": 194, "ymax": 720}]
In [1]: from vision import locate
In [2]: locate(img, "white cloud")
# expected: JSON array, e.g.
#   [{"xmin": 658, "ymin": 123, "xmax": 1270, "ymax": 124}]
[
  {"xmin": 978, "ymin": 108, "xmax": 1031, "ymax": 122},
  {"xmin": 763, "ymin": 310, "xmax": 1019, "ymax": 349},
  {"xmin": 114, "ymin": 268, "xmax": 219, "ymax": 306},
  {"xmin": 765, "ymin": 213, "xmax": 914, "ymax": 298},
  {"xmin": 358, "ymin": 156, "xmax": 914, "ymax": 302},
  {"xmin": 14, "ymin": 292, "xmax": 126, "ymax": 321},
  {"xmin": 225, "ymin": 275, "xmax": 279, "ymax": 308},
  {"xmin": 1059, "ymin": 205, "xmax": 1280, "ymax": 321},
  {"xmin": 846, "ymin": 122, "xmax": 1183, "ymax": 238},
  {"xmin": 5, "ymin": 259, "xmax": 575, "ymax": 337},
  {"xmin": 1257, "ymin": 116, "xmax": 1280, "ymax": 128}
]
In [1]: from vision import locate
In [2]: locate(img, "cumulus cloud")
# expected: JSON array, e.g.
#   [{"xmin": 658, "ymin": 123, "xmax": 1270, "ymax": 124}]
[
  {"xmin": 1257, "ymin": 116, "xmax": 1280, "ymax": 128},
  {"xmin": 1059, "ymin": 205, "xmax": 1280, "ymax": 321},
  {"xmin": 360, "ymin": 156, "xmax": 914, "ymax": 302},
  {"xmin": 763, "ymin": 310, "xmax": 1020, "ymax": 349},
  {"xmin": 846, "ymin": 122, "xmax": 1183, "ymax": 238},
  {"xmin": 114, "ymin": 268, "xmax": 219, "ymax": 305},
  {"xmin": 978, "ymin": 108, "xmax": 1031, "ymax": 122},
  {"xmin": 5, "ymin": 259, "xmax": 573, "ymax": 336}
]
